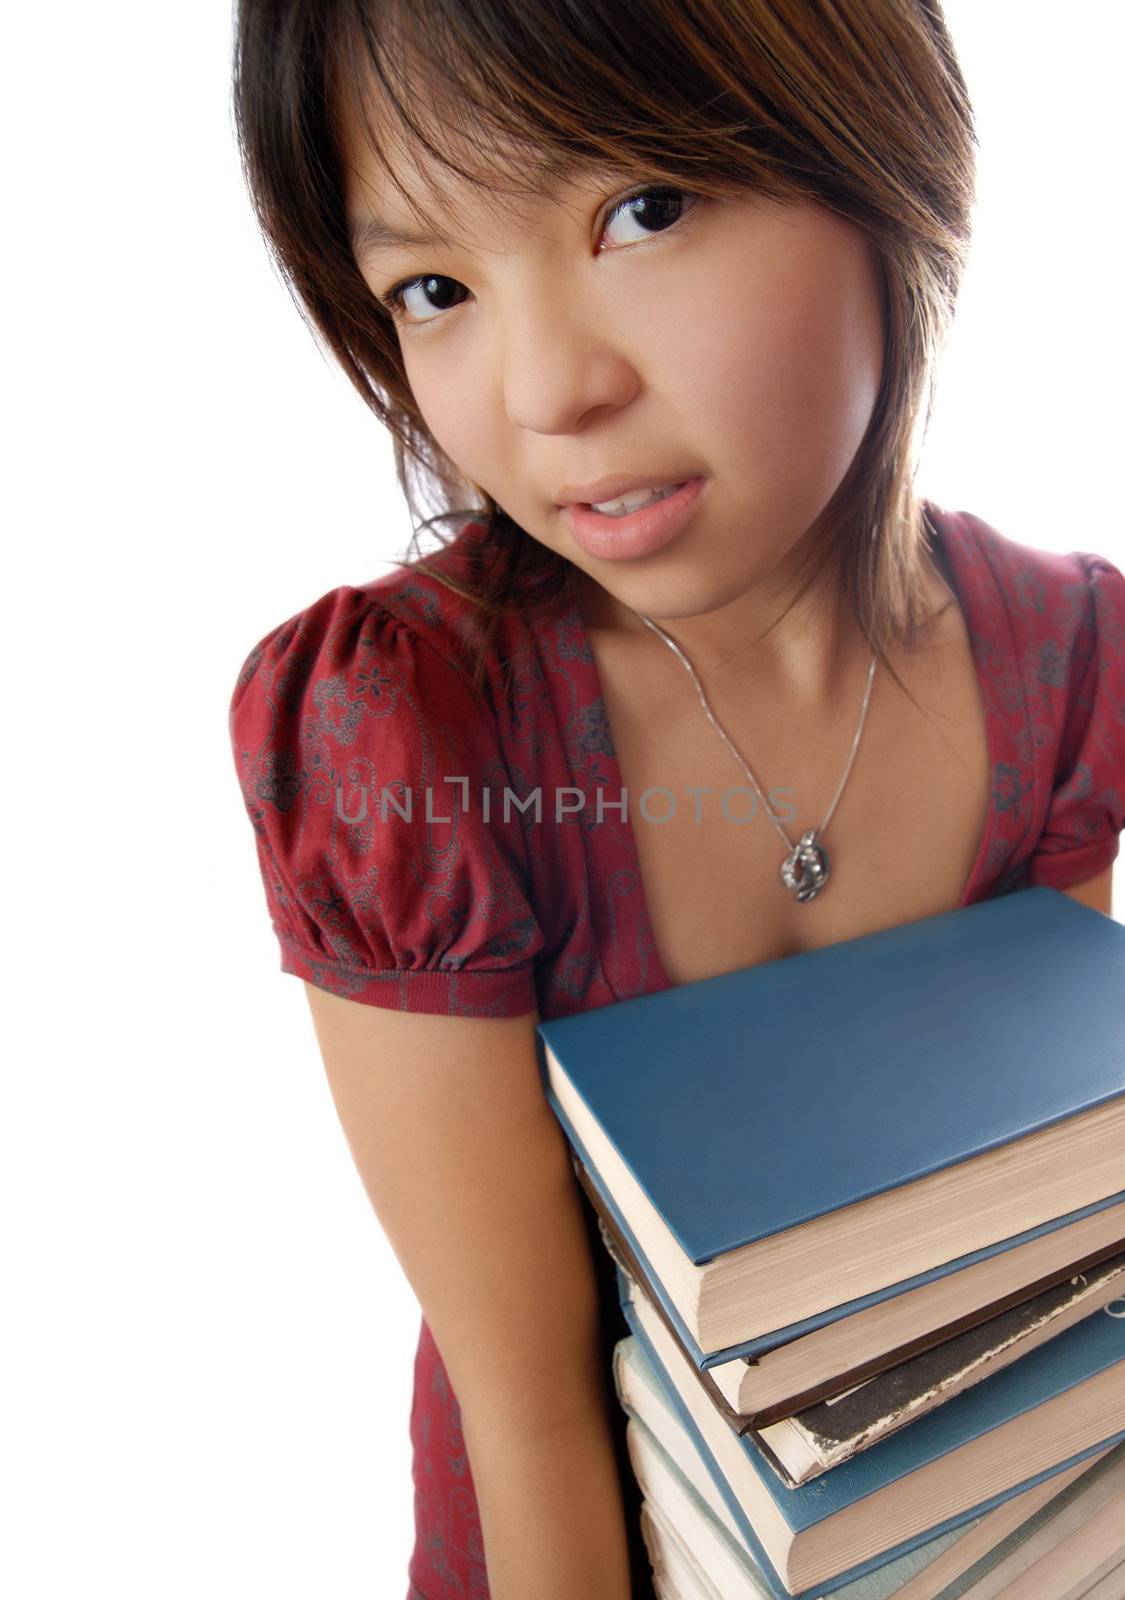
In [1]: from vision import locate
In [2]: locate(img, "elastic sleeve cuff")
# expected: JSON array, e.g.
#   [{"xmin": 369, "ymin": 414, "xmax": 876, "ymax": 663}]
[
  {"xmin": 1025, "ymin": 834, "xmax": 1121, "ymax": 891},
  {"xmin": 275, "ymin": 928, "xmax": 540, "ymax": 1018}
]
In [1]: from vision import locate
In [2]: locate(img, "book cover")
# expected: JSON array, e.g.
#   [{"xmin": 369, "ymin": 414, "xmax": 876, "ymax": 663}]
[
  {"xmin": 615, "ymin": 1261, "xmax": 1125, "ymax": 1598},
  {"xmin": 618, "ymin": 1328, "xmax": 1125, "ymax": 1599},
  {"xmin": 576, "ymin": 1152, "xmax": 1125, "ymax": 1427},
  {"xmin": 617, "ymin": 1342, "xmax": 1002, "ymax": 1600},
  {"xmin": 763, "ymin": 1250, "xmax": 1125, "ymax": 1483},
  {"xmin": 535, "ymin": 888, "xmax": 1125, "ymax": 1269},
  {"xmin": 627, "ymin": 1409, "xmax": 1125, "ymax": 1600}
]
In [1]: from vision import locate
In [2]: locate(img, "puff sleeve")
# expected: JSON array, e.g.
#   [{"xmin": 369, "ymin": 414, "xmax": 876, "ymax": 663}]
[
  {"xmin": 229, "ymin": 586, "xmax": 545, "ymax": 1016},
  {"xmin": 1026, "ymin": 552, "xmax": 1125, "ymax": 891}
]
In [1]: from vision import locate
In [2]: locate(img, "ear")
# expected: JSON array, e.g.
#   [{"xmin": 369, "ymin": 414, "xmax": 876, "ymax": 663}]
[{"xmin": 1059, "ymin": 864, "xmax": 1115, "ymax": 919}]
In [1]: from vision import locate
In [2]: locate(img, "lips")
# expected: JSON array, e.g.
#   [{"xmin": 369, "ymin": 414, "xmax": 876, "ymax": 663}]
[
  {"xmin": 563, "ymin": 475, "xmax": 708, "ymax": 562},
  {"xmin": 555, "ymin": 469, "xmax": 704, "ymax": 507}
]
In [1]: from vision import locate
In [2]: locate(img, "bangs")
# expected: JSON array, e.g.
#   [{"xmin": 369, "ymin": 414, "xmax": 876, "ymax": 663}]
[
  {"xmin": 325, "ymin": 0, "xmax": 792, "ymax": 253},
  {"xmin": 233, "ymin": 0, "xmax": 977, "ymax": 687}
]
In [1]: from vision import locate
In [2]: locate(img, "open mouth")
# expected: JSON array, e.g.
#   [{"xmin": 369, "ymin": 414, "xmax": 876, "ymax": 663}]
[
  {"xmin": 563, "ymin": 476, "xmax": 708, "ymax": 561},
  {"xmin": 584, "ymin": 482, "xmax": 688, "ymax": 518}
]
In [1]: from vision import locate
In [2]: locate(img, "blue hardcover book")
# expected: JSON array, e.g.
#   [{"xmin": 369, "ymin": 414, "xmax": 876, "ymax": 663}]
[
  {"xmin": 567, "ymin": 1098, "xmax": 1125, "ymax": 1425},
  {"xmin": 534, "ymin": 887, "xmax": 1125, "ymax": 1355},
  {"xmin": 614, "ymin": 1259, "xmax": 1125, "ymax": 1597}
]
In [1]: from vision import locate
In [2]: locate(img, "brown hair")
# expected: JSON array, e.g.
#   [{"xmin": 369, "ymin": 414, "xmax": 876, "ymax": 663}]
[{"xmin": 231, "ymin": 0, "xmax": 977, "ymax": 703}]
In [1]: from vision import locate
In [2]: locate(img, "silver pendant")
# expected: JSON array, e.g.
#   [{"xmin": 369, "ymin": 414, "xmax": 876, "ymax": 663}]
[{"xmin": 780, "ymin": 829, "xmax": 830, "ymax": 903}]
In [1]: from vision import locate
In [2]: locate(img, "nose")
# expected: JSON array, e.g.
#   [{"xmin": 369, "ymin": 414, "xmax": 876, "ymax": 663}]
[{"xmin": 496, "ymin": 276, "xmax": 640, "ymax": 435}]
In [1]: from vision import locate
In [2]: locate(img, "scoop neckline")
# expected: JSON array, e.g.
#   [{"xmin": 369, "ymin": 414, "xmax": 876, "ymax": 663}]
[{"xmin": 565, "ymin": 505, "xmax": 1003, "ymax": 1000}]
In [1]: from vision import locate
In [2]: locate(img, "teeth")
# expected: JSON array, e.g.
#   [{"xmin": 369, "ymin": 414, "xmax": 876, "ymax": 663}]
[{"xmin": 589, "ymin": 481, "xmax": 685, "ymax": 517}]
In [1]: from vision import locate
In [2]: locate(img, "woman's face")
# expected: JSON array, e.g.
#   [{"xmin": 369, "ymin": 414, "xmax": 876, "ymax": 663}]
[{"xmin": 339, "ymin": 112, "xmax": 885, "ymax": 635}]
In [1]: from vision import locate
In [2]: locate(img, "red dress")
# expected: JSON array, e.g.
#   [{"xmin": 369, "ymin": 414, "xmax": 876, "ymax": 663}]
[{"xmin": 229, "ymin": 502, "xmax": 1125, "ymax": 1599}]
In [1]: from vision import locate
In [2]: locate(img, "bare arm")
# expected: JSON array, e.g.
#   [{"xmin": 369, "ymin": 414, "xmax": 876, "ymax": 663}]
[{"xmin": 303, "ymin": 984, "xmax": 634, "ymax": 1600}]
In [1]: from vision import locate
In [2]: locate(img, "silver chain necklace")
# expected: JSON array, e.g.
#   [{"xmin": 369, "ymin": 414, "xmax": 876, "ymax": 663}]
[{"xmin": 636, "ymin": 613, "xmax": 878, "ymax": 904}]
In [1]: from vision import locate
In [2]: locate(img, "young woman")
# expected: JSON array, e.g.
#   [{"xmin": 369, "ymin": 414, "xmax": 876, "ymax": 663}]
[{"xmin": 228, "ymin": 3, "xmax": 1125, "ymax": 1596}]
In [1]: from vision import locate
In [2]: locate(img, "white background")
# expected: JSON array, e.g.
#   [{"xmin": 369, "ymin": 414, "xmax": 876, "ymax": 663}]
[{"xmin": 5, "ymin": 3, "xmax": 1122, "ymax": 1596}]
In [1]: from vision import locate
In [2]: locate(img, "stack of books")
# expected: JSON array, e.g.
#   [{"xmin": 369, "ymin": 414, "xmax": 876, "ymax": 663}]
[{"xmin": 533, "ymin": 887, "xmax": 1125, "ymax": 1598}]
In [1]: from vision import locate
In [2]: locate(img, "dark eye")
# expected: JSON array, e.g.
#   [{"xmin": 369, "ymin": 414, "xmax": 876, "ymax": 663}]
[
  {"xmin": 380, "ymin": 274, "xmax": 468, "ymax": 325},
  {"xmin": 601, "ymin": 186, "xmax": 697, "ymax": 248},
  {"xmin": 379, "ymin": 184, "xmax": 699, "ymax": 327}
]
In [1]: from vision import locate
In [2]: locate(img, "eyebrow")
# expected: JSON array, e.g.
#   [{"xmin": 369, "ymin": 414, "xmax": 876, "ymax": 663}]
[
  {"xmin": 345, "ymin": 158, "xmax": 623, "ymax": 260},
  {"xmin": 347, "ymin": 213, "xmax": 454, "ymax": 258}
]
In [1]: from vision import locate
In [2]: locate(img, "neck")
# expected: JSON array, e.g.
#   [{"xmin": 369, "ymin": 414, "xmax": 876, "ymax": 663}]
[{"xmin": 572, "ymin": 553, "xmax": 872, "ymax": 717}]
